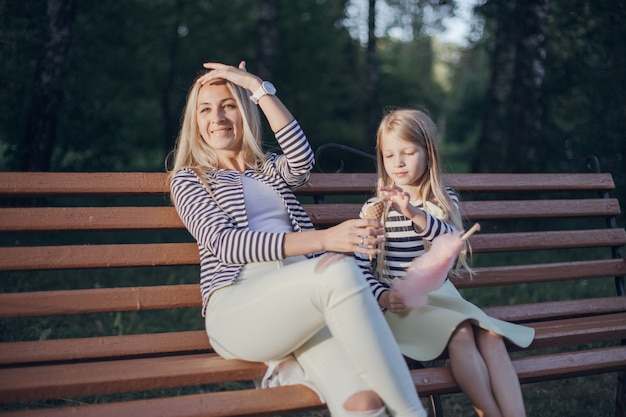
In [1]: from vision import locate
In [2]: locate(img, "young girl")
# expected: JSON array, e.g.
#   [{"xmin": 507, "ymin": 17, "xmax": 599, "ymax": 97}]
[
  {"xmin": 355, "ymin": 109, "xmax": 535, "ymax": 417},
  {"xmin": 169, "ymin": 62, "xmax": 427, "ymax": 417}
]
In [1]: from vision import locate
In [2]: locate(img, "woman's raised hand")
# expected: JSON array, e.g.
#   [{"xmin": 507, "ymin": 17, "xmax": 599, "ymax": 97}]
[{"xmin": 196, "ymin": 61, "xmax": 261, "ymax": 92}]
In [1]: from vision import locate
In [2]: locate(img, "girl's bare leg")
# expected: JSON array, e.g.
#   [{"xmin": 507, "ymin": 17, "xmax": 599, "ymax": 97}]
[
  {"xmin": 447, "ymin": 322, "xmax": 502, "ymax": 417},
  {"xmin": 475, "ymin": 329, "xmax": 527, "ymax": 417}
]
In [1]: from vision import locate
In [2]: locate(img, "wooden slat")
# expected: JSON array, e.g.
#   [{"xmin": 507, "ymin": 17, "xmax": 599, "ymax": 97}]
[
  {"xmin": 442, "ymin": 173, "xmax": 615, "ymax": 192},
  {"xmin": 0, "ymin": 200, "xmax": 621, "ymax": 233},
  {"xmin": 0, "ymin": 385, "xmax": 325, "ymax": 417},
  {"xmin": 468, "ymin": 229, "xmax": 626, "ymax": 253},
  {"xmin": 460, "ymin": 198, "xmax": 622, "ymax": 219},
  {"xmin": 0, "ymin": 353, "xmax": 266, "ymax": 404},
  {"xmin": 482, "ymin": 296, "xmax": 626, "ymax": 323},
  {"xmin": 4, "ymin": 309, "xmax": 624, "ymax": 368},
  {"xmin": 527, "ymin": 312, "xmax": 626, "ymax": 350},
  {"xmin": 296, "ymin": 173, "xmax": 616, "ymax": 194},
  {"xmin": 0, "ymin": 242, "xmax": 199, "ymax": 271},
  {"xmin": 0, "ymin": 172, "xmax": 169, "ymax": 196},
  {"xmin": 0, "ymin": 331, "xmax": 211, "ymax": 365},
  {"xmin": 0, "ymin": 284, "xmax": 201, "ymax": 318},
  {"xmin": 0, "ymin": 172, "xmax": 615, "ymax": 197},
  {"xmin": 2, "ymin": 318, "xmax": 624, "ymax": 405},
  {"xmin": 2, "ymin": 346, "xmax": 624, "ymax": 417},
  {"xmin": 452, "ymin": 258, "xmax": 626, "ymax": 288},
  {"xmin": 296, "ymin": 172, "xmax": 377, "ymax": 195},
  {"xmin": 412, "ymin": 345, "xmax": 626, "ymax": 396},
  {"xmin": 0, "ymin": 207, "xmax": 183, "ymax": 231}
]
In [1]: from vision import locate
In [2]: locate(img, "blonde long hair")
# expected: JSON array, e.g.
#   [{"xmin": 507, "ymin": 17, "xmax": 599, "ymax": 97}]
[
  {"xmin": 374, "ymin": 108, "xmax": 472, "ymax": 277},
  {"xmin": 167, "ymin": 74, "xmax": 266, "ymax": 186}
]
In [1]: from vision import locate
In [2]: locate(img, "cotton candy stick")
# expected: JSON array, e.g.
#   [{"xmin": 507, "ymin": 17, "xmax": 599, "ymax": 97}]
[
  {"xmin": 392, "ymin": 223, "xmax": 480, "ymax": 310},
  {"xmin": 461, "ymin": 222, "xmax": 481, "ymax": 241}
]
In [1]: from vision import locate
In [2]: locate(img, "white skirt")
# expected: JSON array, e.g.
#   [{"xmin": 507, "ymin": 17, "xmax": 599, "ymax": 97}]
[{"xmin": 384, "ymin": 280, "xmax": 535, "ymax": 361}]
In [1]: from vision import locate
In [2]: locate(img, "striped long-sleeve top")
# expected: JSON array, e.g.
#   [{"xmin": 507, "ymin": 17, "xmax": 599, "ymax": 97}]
[
  {"xmin": 355, "ymin": 189, "xmax": 459, "ymax": 302},
  {"xmin": 170, "ymin": 120, "xmax": 317, "ymax": 315}
]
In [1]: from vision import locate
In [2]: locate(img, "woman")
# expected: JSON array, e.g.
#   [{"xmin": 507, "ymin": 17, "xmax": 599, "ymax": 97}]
[{"xmin": 168, "ymin": 61, "xmax": 427, "ymax": 417}]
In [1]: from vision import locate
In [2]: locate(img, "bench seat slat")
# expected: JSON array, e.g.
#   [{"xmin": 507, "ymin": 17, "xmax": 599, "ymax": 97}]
[
  {"xmin": 0, "ymin": 353, "xmax": 266, "ymax": 404},
  {"xmin": 0, "ymin": 331, "xmax": 211, "ymax": 366},
  {"xmin": 482, "ymin": 296, "xmax": 626, "ymax": 322},
  {"xmin": 412, "ymin": 345, "xmax": 626, "ymax": 396},
  {"xmin": 527, "ymin": 312, "xmax": 626, "ymax": 350},
  {"xmin": 0, "ymin": 284, "xmax": 201, "ymax": 318},
  {"xmin": 1, "ymin": 346, "xmax": 624, "ymax": 416},
  {"xmin": 0, "ymin": 385, "xmax": 325, "ymax": 417},
  {"xmin": 2, "ymin": 313, "xmax": 625, "ymax": 404},
  {"xmin": 3, "ymin": 298, "xmax": 624, "ymax": 366}
]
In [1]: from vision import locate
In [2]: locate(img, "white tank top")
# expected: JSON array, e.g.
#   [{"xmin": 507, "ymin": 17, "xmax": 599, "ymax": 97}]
[{"xmin": 242, "ymin": 174, "xmax": 294, "ymax": 233}]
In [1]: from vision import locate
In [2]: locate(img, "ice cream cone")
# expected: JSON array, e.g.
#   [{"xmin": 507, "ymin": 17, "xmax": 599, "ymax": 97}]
[{"xmin": 361, "ymin": 198, "xmax": 386, "ymax": 261}]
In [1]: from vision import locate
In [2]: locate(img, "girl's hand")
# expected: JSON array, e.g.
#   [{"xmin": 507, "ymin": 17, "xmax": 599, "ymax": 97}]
[
  {"xmin": 196, "ymin": 61, "xmax": 261, "ymax": 92},
  {"xmin": 320, "ymin": 218, "xmax": 385, "ymax": 256},
  {"xmin": 379, "ymin": 185, "xmax": 416, "ymax": 219},
  {"xmin": 379, "ymin": 288, "xmax": 408, "ymax": 314}
]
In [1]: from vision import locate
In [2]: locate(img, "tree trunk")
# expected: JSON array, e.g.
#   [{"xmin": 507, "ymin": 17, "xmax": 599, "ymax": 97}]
[
  {"xmin": 365, "ymin": 0, "xmax": 379, "ymax": 151},
  {"xmin": 162, "ymin": 0, "xmax": 184, "ymax": 164},
  {"xmin": 257, "ymin": 0, "xmax": 277, "ymax": 81},
  {"xmin": 508, "ymin": 0, "xmax": 549, "ymax": 172},
  {"xmin": 474, "ymin": 0, "xmax": 548, "ymax": 173},
  {"xmin": 473, "ymin": 0, "xmax": 517, "ymax": 173},
  {"xmin": 17, "ymin": 0, "xmax": 76, "ymax": 172}
]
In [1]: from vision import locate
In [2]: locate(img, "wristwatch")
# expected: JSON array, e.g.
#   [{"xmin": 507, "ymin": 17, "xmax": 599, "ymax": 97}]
[{"xmin": 250, "ymin": 81, "xmax": 276, "ymax": 104}]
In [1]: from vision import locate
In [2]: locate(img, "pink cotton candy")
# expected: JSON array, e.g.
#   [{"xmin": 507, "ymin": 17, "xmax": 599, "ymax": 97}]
[{"xmin": 392, "ymin": 224, "xmax": 479, "ymax": 310}]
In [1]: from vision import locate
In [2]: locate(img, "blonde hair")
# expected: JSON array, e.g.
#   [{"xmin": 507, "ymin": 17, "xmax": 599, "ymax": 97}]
[
  {"xmin": 374, "ymin": 108, "xmax": 472, "ymax": 277},
  {"xmin": 167, "ymin": 74, "xmax": 266, "ymax": 188}
]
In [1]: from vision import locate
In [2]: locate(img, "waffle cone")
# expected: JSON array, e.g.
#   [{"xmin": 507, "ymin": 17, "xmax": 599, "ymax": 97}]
[
  {"xmin": 362, "ymin": 198, "xmax": 385, "ymax": 221},
  {"xmin": 362, "ymin": 199, "xmax": 385, "ymax": 260}
]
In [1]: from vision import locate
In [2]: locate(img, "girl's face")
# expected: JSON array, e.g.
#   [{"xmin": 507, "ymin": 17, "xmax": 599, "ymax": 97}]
[
  {"xmin": 196, "ymin": 81, "xmax": 244, "ymax": 155},
  {"xmin": 380, "ymin": 131, "xmax": 428, "ymax": 189}
]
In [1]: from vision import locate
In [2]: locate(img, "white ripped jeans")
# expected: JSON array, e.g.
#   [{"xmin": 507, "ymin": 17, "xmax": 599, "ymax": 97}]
[{"xmin": 205, "ymin": 255, "xmax": 426, "ymax": 417}]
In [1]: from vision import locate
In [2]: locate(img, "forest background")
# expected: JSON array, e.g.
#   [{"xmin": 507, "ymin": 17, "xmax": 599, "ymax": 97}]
[
  {"xmin": 1, "ymin": 0, "xmax": 625, "ymax": 219},
  {"xmin": 1, "ymin": 1, "xmax": 625, "ymax": 415}
]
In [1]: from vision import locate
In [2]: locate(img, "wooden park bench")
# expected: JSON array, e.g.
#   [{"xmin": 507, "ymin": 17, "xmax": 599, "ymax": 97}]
[{"xmin": 0, "ymin": 165, "xmax": 625, "ymax": 416}]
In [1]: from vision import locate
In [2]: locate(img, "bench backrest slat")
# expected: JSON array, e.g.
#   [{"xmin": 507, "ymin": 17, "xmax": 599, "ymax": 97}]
[
  {"xmin": 454, "ymin": 258, "xmax": 624, "ymax": 287},
  {"xmin": 2, "ymin": 199, "xmax": 619, "ymax": 233},
  {"xmin": 0, "ymin": 172, "xmax": 615, "ymax": 196},
  {"xmin": 0, "ymin": 285, "xmax": 200, "ymax": 318},
  {"xmin": 0, "ymin": 172, "xmax": 169, "ymax": 195},
  {"xmin": 2, "ymin": 229, "xmax": 622, "ymax": 272},
  {"xmin": 0, "ymin": 243, "xmax": 199, "ymax": 271}
]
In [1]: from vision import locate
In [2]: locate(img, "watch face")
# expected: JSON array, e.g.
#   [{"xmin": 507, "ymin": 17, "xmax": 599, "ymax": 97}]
[{"xmin": 263, "ymin": 81, "xmax": 276, "ymax": 95}]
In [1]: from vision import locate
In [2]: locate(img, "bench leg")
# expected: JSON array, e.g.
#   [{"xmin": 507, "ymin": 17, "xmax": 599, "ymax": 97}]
[
  {"xmin": 428, "ymin": 394, "xmax": 444, "ymax": 417},
  {"xmin": 617, "ymin": 369, "xmax": 626, "ymax": 417}
]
